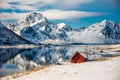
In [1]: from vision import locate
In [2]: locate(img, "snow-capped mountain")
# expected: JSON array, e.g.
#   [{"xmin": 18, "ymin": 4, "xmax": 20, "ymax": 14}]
[
  {"xmin": 13, "ymin": 12, "xmax": 69, "ymax": 44},
  {"xmin": 67, "ymin": 20, "xmax": 120, "ymax": 44},
  {"xmin": 3, "ymin": 11, "xmax": 120, "ymax": 44},
  {"xmin": 0, "ymin": 22, "xmax": 28, "ymax": 45},
  {"xmin": 57, "ymin": 23, "xmax": 72, "ymax": 32}
]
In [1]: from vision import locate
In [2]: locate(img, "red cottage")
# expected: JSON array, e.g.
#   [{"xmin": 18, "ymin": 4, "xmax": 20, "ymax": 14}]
[{"xmin": 70, "ymin": 52, "xmax": 85, "ymax": 63}]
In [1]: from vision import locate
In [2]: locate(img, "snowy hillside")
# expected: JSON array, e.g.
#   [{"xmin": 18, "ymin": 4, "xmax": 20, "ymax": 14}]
[
  {"xmin": 12, "ymin": 12, "xmax": 69, "ymax": 44},
  {"xmin": 0, "ymin": 22, "xmax": 28, "ymax": 45},
  {"xmin": 3, "ymin": 57, "xmax": 119, "ymax": 80},
  {"xmin": 67, "ymin": 20, "xmax": 120, "ymax": 44}
]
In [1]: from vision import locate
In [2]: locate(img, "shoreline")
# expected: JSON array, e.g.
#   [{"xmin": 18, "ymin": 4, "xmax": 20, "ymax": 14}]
[{"xmin": 1, "ymin": 56, "xmax": 120, "ymax": 80}]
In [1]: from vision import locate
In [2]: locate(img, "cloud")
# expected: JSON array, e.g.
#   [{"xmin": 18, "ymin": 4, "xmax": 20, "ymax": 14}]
[
  {"xmin": 0, "ymin": 12, "xmax": 27, "ymax": 21},
  {"xmin": 49, "ymin": 0, "xmax": 94, "ymax": 9},
  {"xmin": 0, "ymin": 0, "xmax": 94, "ymax": 11},
  {"xmin": 0, "ymin": 0, "xmax": 38, "ymax": 10},
  {"xmin": 0, "ymin": 9, "xmax": 106, "ymax": 22},
  {"xmin": 41, "ymin": 9, "xmax": 105, "ymax": 20}
]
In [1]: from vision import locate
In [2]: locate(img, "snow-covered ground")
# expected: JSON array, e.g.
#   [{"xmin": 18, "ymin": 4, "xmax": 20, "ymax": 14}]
[{"xmin": 1, "ymin": 56, "xmax": 120, "ymax": 80}]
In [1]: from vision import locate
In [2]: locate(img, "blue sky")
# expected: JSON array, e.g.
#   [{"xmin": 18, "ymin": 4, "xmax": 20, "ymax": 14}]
[{"xmin": 0, "ymin": 0, "xmax": 120, "ymax": 28}]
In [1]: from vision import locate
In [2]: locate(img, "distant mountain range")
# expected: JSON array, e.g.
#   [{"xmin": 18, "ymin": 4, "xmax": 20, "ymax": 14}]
[
  {"xmin": 67, "ymin": 20, "xmax": 120, "ymax": 44},
  {"xmin": 0, "ymin": 12, "xmax": 120, "ymax": 44}
]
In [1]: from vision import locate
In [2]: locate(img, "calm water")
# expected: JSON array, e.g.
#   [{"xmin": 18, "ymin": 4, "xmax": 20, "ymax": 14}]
[{"xmin": 0, "ymin": 45, "xmax": 114, "ymax": 76}]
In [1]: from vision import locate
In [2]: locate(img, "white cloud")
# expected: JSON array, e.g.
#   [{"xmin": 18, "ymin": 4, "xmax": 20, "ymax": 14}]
[
  {"xmin": 0, "ymin": 0, "xmax": 37, "ymax": 10},
  {"xmin": 41, "ymin": 9, "xmax": 104, "ymax": 20},
  {"xmin": 0, "ymin": 9, "xmax": 106, "ymax": 21},
  {"xmin": 0, "ymin": 12, "xmax": 27, "ymax": 21},
  {"xmin": 49, "ymin": 0, "xmax": 94, "ymax": 9},
  {"xmin": 0, "ymin": 0, "xmax": 94, "ymax": 10}
]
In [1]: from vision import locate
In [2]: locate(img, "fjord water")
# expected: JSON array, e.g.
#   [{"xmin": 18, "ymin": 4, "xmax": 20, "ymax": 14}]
[{"xmin": 0, "ymin": 45, "xmax": 109, "ymax": 76}]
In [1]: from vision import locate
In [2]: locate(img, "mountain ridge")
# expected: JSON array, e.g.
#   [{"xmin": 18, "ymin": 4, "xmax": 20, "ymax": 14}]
[
  {"xmin": 0, "ymin": 22, "xmax": 29, "ymax": 44},
  {"xmin": 1, "ymin": 12, "xmax": 120, "ymax": 44},
  {"xmin": 67, "ymin": 19, "xmax": 120, "ymax": 44}
]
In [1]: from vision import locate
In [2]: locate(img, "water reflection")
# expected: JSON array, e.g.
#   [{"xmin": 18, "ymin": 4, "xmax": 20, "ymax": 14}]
[
  {"xmin": 0, "ymin": 48, "xmax": 23, "ymax": 67},
  {"xmin": 0, "ymin": 45, "xmax": 112, "ymax": 76},
  {"xmin": 6, "ymin": 47, "xmax": 69, "ymax": 70}
]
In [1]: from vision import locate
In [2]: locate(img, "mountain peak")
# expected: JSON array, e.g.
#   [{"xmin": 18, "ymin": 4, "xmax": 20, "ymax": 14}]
[
  {"xmin": 57, "ymin": 23, "xmax": 66, "ymax": 29},
  {"xmin": 27, "ymin": 12, "xmax": 43, "ymax": 17},
  {"xmin": 101, "ymin": 19, "xmax": 109, "ymax": 24},
  {"xmin": 99, "ymin": 19, "xmax": 114, "ymax": 26},
  {"xmin": 102, "ymin": 19, "xmax": 107, "ymax": 22},
  {"xmin": 57, "ymin": 23, "xmax": 72, "ymax": 32},
  {"xmin": 24, "ymin": 12, "xmax": 46, "ymax": 25}
]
